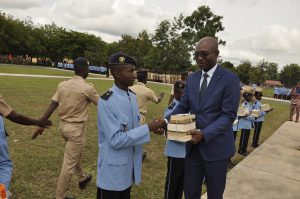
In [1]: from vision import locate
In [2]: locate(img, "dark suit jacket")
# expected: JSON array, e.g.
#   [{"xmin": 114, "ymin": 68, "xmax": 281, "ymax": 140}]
[{"xmin": 166, "ymin": 65, "xmax": 240, "ymax": 161}]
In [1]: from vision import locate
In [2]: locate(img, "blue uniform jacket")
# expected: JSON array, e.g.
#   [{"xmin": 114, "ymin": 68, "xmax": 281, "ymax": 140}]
[
  {"xmin": 0, "ymin": 116, "xmax": 13, "ymax": 190},
  {"xmin": 164, "ymin": 99, "xmax": 186, "ymax": 158},
  {"xmin": 97, "ymin": 85, "xmax": 150, "ymax": 191},
  {"xmin": 238, "ymin": 101, "xmax": 255, "ymax": 129},
  {"xmin": 166, "ymin": 66, "xmax": 240, "ymax": 161},
  {"xmin": 252, "ymin": 100, "xmax": 266, "ymax": 122}
]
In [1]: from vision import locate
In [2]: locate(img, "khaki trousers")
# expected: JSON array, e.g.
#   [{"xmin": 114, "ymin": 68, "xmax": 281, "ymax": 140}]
[{"xmin": 56, "ymin": 122, "xmax": 87, "ymax": 199}]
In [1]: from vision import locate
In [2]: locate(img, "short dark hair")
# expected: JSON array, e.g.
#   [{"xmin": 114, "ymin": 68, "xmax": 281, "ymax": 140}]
[
  {"xmin": 137, "ymin": 70, "xmax": 148, "ymax": 82},
  {"xmin": 73, "ymin": 57, "xmax": 88, "ymax": 68}
]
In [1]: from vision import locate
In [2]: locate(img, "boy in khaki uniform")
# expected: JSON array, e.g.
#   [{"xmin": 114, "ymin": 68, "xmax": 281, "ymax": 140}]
[
  {"xmin": 130, "ymin": 69, "xmax": 164, "ymax": 125},
  {"xmin": 34, "ymin": 57, "xmax": 99, "ymax": 199}
]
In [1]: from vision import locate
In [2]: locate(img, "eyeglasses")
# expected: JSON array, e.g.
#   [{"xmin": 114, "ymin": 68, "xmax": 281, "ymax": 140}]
[{"xmin": 193, "ymin": 51, "xmax": 209, "ymax": 59}]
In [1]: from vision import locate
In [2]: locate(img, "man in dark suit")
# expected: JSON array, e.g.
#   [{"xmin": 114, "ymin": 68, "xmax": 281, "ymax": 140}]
[{"xmin": 165, "ymin": 37, "xmax": 240, "ymax": 199}]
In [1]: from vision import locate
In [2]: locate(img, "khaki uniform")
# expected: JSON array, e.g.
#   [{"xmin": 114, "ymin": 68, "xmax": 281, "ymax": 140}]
[
  {"xmin": 130, "ymin": 82, "xmax": 158, "ymax": 124},
  {"xmin": 53, "ymin": 76, "xmax": 98, "ymax": 199},
  {"xmin": 0, "ymin": 95, "xmax": 13, "ymax": 117}
]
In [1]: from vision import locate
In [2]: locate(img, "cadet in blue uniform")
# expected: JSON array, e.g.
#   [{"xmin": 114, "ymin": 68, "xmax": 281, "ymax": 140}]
[
  {"xmin": 164, "ymin": 80, "xmax": 185, "ymax": 199},
  {"xmin": 238, "ymin": 86, "xmax": 255, "ymax": 156},
  {"xmin": 251, "ymin": 87, "xmax": 273, "ymax": 148},
  {"xmin": 0, "ymin": 95, "xmax": 51, "ymax": 195},
  {"xmin": 96, "ymin": 52, "xmax": 164, "ymax": 199}
]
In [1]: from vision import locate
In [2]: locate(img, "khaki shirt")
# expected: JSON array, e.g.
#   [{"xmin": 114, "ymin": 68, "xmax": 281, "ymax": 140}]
[
  {"xmin": 0, "ymin": 95, "xmax": 13, "ymax": 117},
  {"xmin": 130, "ymin": 82, "xmax": 158, "ymax": 115},
  {"xmin": 52, "ymin": 76, "xmax": 99, "ymax": 123}
]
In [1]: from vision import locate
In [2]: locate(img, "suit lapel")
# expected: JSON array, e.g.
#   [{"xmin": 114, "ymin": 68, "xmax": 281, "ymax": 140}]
[{"xmin": 198, "ymin": 65, "xmax": 223, "ymax": 111}]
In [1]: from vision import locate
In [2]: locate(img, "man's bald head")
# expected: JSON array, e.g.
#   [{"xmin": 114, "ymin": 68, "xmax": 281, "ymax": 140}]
[{"xmin": 194, "ymin": 37, "xmax": 219, "ymax": 72}]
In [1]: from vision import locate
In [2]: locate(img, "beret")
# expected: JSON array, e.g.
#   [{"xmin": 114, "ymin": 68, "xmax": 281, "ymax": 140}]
[
  {"xmin": 241, "ymin": 85, "xmax": 254, "ymax": 95},
  {"xmin": 255, "ymin": 87, "xmax": 263, "ymax": 93},
  {"xmin": 109, "ymin": 52, "xmax": 136, "ymax": 66},
  {"xmin": 174, "ymin": 80, "xmax": 185, "ymax": 90}
]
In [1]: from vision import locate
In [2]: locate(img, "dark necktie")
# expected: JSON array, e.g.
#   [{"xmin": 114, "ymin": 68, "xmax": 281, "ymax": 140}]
[{"xmin": 199, "ymin": 73, "xmax": 209, "ymax": 100}]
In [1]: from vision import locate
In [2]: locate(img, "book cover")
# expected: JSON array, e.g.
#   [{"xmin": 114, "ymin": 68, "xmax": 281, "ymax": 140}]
[{"xmin": 167, "ymin": 121, "xmax": 196, "ymax": 132}]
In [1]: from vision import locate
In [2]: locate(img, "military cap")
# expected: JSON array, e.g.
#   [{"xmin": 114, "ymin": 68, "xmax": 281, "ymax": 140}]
[
  {"xmin": 241, "ymin": 85, "xmax": 254, "ymax": 95},
  {"xmin": 255, "ymin": 87, "xmax": 263, "ymax": 93},
  {"xmin": 137, "ymin": 69, "xmax": 148, "ymax": 74},
  {"xmin": 108, "ymin": 52, "xmax": 137, "ymax": 66},
  {"xmin": 73, "ymin": 57, "xmax": 89, "ymax": 67},
  {"xmin": 174, "ymin": 80, "xmax": 185, "ymax": 90}
]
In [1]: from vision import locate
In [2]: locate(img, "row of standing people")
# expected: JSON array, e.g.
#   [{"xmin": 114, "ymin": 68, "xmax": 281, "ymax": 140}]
[{"xmin": 273, "ymin": 86, "xmax": 292, "ymax": 100}]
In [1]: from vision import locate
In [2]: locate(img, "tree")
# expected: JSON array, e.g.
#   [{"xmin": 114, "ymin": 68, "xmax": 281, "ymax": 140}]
[
  {"xmin": 265, "ymin": 62, "xmax": 279, "ymax": 80},
  {"xmin": 220, "ymin": 61, "xmax": 236, "ymax": 73},
  {"xmin": 279, "ymin": 64, "xmax": 300, "ymax": 87},
  {"xmin": 183, "ymin": 5, "xmax": 225, "ymax": 48},
  {"xmin": 236, "ymin": 60, "xmax": 252, "ymax": 84},
  {"xmin": 84, "ymin": 37, "xmax": 108, "ymax": 66},
  {"xmin": 146, "ymin": 15, "xmax": 191, "ymax": 73},
  {"xmin": 249, "ymin": 67, "xmax": 262, "ymax": 84}
]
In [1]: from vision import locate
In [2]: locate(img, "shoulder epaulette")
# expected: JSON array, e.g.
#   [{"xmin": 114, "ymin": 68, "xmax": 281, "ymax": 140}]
[
  {"xmin": 129, "ymin": 89, "xmax": 136, "ymax": 95},
  {"xmin": 168, "ymin": 102, "xmax": 176, "ymax": 110},
  {"xmin": 101, "ymin": 90, "xmax": 113, "ymax": 100}
]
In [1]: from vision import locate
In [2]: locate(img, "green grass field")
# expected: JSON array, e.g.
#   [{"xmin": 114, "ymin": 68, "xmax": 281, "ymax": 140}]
[{"xmin": 0, "ymin": 65, "xmax": 290, "ymax": 198}]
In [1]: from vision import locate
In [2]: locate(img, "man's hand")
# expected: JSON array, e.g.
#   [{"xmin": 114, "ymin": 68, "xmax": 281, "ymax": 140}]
[
  {"xmin": 159, "ymin": 92, "xmax": 165, "ymax": 99},
  {"xmin": 147, "ymin": 118, "xmax": 164, "ymax": 134},
  {"xmin": 157, "ymin": 92, "xmax": 165, "ymax": 103},
  {"xmin": 37, "ymin": 119, "xmax": 52, "ymax": 128},
  {"xmin": 32, "ymin": 127, "xmax": 45, "ymax": 140},
  {"xmin": 189, "ymin": 130, "xmax": 204, "ymax": 145}
]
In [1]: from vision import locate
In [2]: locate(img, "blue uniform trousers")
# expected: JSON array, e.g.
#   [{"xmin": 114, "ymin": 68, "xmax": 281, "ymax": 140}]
[
  {"xmin": 252, "ymin": 121, "xmax": 263, "ymax": 147},
  {"xmin": 164, "ymin": 157, "xmax": 185, "ymax": 199},
  {"xmin": 0, "ymin": 117, "xmax": 13, "ymax": 190},
  {"xmin": 97, "ymin": 186, "xmax": 131, "ymax": 199},
  {"xmin": 238, "ymin": 129, "xmax": 251, "ymax": 154},
  {"xmin": 184, "ymin": 145, "xmax": 229, "ymax": 199}
]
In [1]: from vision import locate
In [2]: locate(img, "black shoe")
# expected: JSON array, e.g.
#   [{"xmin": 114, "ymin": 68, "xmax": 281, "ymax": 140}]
[
  {"xmin": 79, "ymin": 174, "xmax": 92, "ymax": 189},
  {"xmin": 142, "ymin": 152, "xmax": 147, "ymax": 162},
  {"xmin": 238, "ymin": 151, "xmax": 248, "ymax": 156},
  {"xmin": 251, "ymin": 144, "xmax": 259, "ymax": 148}
]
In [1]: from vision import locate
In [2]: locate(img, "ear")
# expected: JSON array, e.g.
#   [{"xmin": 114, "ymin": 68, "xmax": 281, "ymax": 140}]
[{"xmin": 111, "ymin": 69, "xmax": 119, "ymax": 78}]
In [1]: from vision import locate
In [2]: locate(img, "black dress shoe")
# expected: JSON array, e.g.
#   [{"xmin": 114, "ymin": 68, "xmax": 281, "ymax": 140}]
[
  {"xmin": 79, "ymin": 174, "xmax": 92, "ymax": 189},
  {"xmin": 251, "ymin": 144, "xmax": 259, "ymax": 148},
  {"xmin": 238, "ymin": 151, "xmax": 248, "ymax": 156}
]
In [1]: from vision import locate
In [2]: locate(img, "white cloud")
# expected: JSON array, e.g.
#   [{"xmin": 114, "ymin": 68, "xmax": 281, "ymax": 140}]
[
  {"xmin": 220, "ymin": 25, "xmax": 300, "ymax": 68},
  {"xmin": 0, "ymin": 0, "xmax": 40, "ymax": 9}
]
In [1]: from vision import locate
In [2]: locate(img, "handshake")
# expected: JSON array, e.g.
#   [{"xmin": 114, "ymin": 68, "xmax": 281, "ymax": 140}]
[{"xmin": 147, "ymin": 118, "xmax": 167, "ymax": 135}]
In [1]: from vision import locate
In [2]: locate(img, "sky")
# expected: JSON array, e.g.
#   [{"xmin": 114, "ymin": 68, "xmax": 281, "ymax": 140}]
[{"xmin": 1, "ymin": 0, "xmax": 300, "ymax": 69}]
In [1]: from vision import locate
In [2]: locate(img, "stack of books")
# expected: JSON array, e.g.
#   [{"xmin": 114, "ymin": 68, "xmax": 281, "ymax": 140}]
[
  {"xmin": 237, "ymin": 107, "xmax": 250, "ymax": 117},
  {"xmin": 261, "ymin": 104, "xmax": 272, "ymax": 112},
  {"xmin": 251, "ymin": 109, "xmax": 260, "ymax": 118},
  {"xmin": 167, "ymin": 114, "xmax": 196, "ymax": 142}
]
